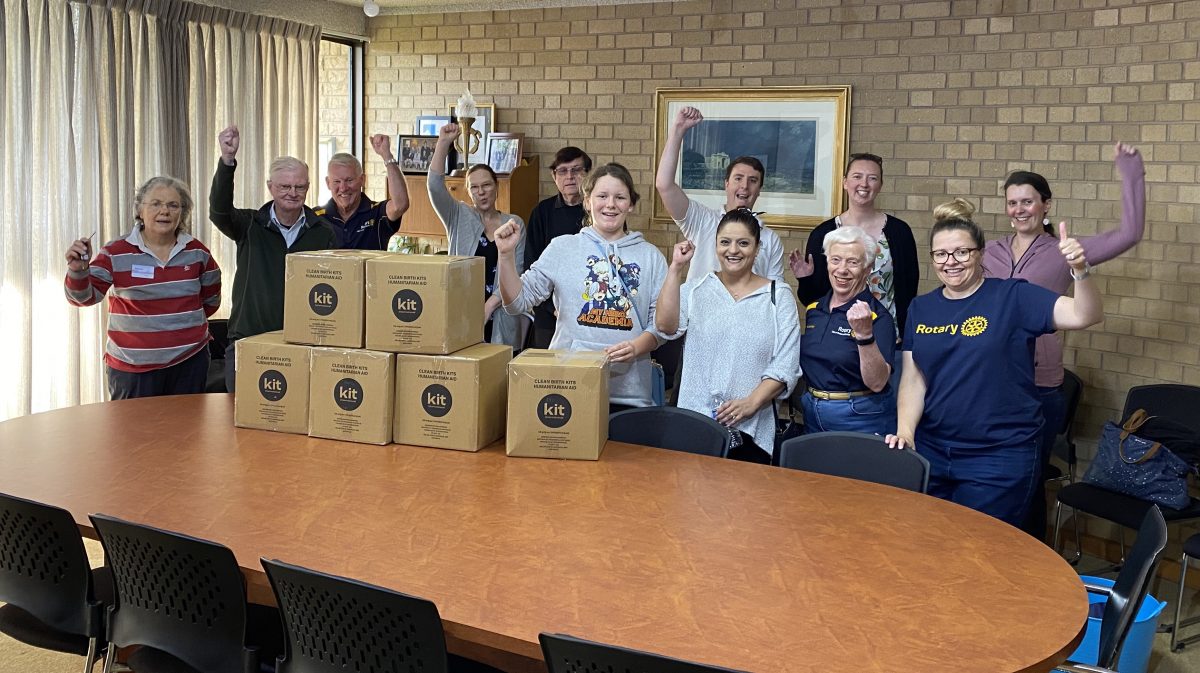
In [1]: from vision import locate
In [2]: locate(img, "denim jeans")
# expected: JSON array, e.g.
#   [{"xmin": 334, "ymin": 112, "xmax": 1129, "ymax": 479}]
[
  {"xmin": 800, "ymin": 389, "xmax": 897, "ymax": 436},
  {"xmin": 918, "ymin": 438, "xmax": 1040, "ymax": 527},
  {"xmin": 1020, "ymin": 384, "xmax": 1066, "ymax": 541}
]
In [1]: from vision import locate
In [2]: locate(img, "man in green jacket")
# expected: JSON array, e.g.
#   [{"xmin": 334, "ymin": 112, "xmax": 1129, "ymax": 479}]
[{"xmin": 209, "ymin": 124, "xmax": 337, "ymax": 392}]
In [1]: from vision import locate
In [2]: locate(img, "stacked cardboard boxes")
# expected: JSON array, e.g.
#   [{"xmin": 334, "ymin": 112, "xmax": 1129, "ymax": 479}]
[
  {"xmin": 237, "ymin": 252, "xmax": 511, "ymax": 448},
  {"xmin": 235, "ymin": 250, "xmax": 610, "ymax": 459}
]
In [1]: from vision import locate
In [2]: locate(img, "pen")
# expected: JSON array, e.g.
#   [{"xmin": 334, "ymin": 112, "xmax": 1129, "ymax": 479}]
[{"xmin": 80, "ymin": 230, "xmax": 96, "ymax": 262}]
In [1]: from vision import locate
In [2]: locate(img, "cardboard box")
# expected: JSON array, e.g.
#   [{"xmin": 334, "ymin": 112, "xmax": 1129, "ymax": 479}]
[
  {"xmin": 233, "ymin": 331, "xmax": 311, "ymax": 435},
  {"xmin": 506, "ymin": 350, "xmax": 609, "ymax": 460},
  {"xmin": 309, "ymin": 347, "xmax": 395, "ymax": 445},
  {"xmin": 365, "ymin": 255, "xmax": 484, "ymax": 354},
  {"xmin": 285, "ymin": 250, "xmax": 383, "ymax": 348},
  {"xmin": 393, "ymin": 344, "xmax": 512, "ymax": 451}
]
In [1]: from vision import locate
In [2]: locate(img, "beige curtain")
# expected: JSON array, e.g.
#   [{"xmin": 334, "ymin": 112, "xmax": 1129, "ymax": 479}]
[{"xmin": 0, "ymin": 0, "xmax": 319, "ymax": 422}]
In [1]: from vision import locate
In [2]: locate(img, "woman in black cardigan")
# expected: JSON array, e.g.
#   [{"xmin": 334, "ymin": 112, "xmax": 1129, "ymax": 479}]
[{"xmin": 790, "ymin": 153, "xmax": 918, "ymax": 338}]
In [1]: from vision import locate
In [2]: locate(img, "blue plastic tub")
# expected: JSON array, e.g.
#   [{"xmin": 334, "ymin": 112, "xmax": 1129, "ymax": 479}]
[{"xmin": 1067, "ymin": 575, "xmax": 1166, "ymax": 673}]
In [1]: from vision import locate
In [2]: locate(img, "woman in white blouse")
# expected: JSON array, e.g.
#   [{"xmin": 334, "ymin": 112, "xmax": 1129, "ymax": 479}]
[{"xmin": 656, "ymin": 208, "xmax": 801, "ymax": 463}]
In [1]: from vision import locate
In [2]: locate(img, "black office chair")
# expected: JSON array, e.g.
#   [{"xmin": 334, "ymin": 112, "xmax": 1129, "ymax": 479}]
[
  {"xmin": 608, "ymin": 407, "xmax": 730, "ymax": 458},
  {"xmin": 1045, "ymin": 369, "xmax": 1084, "ymax": 484},
  {"xmin": 90, "ymin": 513, "xmax": 281, "ymax": 673},
  {"xmin": 1056, "ymin": 506, "xmax": 1168, "ymax": 672},
  {"xmin": 0, "ymin": 492, "xmax": 109, "ymax": 673},
  {"xmin": 262, "ymin": 558, "xmax": 503, "ymax": 673},
  {"xmin": 1170, "ymin": 532, "xmax": 1200, "ymax": 651},
  {"xmin": 778, "ymin": 432, "xmax": 931, "ymax": 493},
  {"xmin": 1053, "ymin": 384, "xmax": 1200, "ymax": 566},
  {"xmin": 540, "ymin": 633, "xmax": 747, "ymax": 673},
  {"xmin": 650, "ymin": 335, "xmax": 685, "ymax": 406},
  {"xmin": 205, "ymin": 318, "xmax": 229, "ymax": 393}
]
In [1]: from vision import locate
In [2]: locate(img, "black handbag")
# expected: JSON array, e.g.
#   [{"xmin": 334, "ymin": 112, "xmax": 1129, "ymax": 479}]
[{"xmin": 1082, "ymin": 409, "xmax": 1195, "ymax": 509}]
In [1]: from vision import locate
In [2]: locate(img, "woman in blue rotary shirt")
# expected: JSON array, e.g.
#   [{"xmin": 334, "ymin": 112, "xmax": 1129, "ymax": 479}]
[{"xmin": 885, "ymin": 199, "xmax": 1103, "ymax": 526}]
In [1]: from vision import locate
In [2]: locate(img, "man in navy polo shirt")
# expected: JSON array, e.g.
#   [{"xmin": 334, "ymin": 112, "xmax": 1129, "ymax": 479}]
[
  {"xmin": 523, "ymin": 146, "xmax": 592, "ymax": 348},
  {"xmin": 318, "ymin": 134, "xmax": 409, "ymax": 250}
]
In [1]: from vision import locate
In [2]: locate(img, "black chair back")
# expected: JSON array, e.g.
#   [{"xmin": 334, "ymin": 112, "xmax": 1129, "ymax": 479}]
[
  {"xmin": 1059, "ymin": 369, "xmax": 1083, "ymax": 436},
  {"xmin": 0, "ymin": 492, "xmax": 100, "ymax": 638},
  {"xmin": 778, "ymin": 432, "xmax": 930, "ymax": 493},
  {"xmin": 262, "ymin": 558, "xmax": 450, "ymax": 673},
  {"xmin": 540, "ymin": 633, "xmax": 747, "ymax": 673},
  {"xmin": 1096, "ymin": 506, "xmax": 1168, "ymax": 669},
  {"xmin": 1122, "ymin": 384, "xmax": 1200, "ymax": 434},
  {"xmin": 651, "ymin": 336, "xmax": 685, "ymax": 405},
  {"xmin": 90, "ymin": 513, "xmax": 254, "ymax": 673},
  {"xmin": 608, "ymin": 407, "xmax": 730, "ymax": 458}
]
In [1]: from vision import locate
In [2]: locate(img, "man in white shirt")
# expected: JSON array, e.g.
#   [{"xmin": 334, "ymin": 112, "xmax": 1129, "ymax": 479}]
[{"xmin": 655, "ymin": 106, "xmax": 785, "ymax": 283}]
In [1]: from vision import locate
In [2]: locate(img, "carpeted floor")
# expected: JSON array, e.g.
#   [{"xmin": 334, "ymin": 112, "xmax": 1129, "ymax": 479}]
[{"xmin": 2, "ymin": 541, "xmax": 1199, "ymax": 672}]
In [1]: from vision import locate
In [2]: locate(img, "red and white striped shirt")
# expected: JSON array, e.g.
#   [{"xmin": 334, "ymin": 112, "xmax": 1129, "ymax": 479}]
[{"xmin": 65, "ymin": 228, "xmax": 221, "ymax": 373}]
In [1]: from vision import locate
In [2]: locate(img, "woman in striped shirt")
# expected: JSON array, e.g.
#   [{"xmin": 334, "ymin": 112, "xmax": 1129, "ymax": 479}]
[{"xmin": 65, "ymin": 176, "xmax": 221, "ymax": 399}]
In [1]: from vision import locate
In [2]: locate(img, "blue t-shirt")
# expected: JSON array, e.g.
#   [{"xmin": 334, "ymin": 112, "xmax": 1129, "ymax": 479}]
[
  {"xmin": 800, "ymin": 289, "xmax": 896, "ymax": 393},
  {"xmin": 320, "ymin": 195, "xmax": 400, "ymax": 250},
  {"xmin": 903, "ymin": 278, "xmax": 1057, "ymax": 450}
]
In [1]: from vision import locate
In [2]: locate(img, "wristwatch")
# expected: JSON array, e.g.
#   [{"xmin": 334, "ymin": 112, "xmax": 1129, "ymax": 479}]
[
  {"xmin": 1070, "ymin": 264, "xmax": 1091, "ymax": 281},
  {"xmin": 854, "ymin": 335, "xmax": 876, "ymax": 346}
]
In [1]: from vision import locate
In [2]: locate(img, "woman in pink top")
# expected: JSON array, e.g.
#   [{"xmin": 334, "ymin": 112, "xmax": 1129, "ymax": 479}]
[{"xmin": 982, "ymin": 142, "xmax": 1145, "ymax": 541}]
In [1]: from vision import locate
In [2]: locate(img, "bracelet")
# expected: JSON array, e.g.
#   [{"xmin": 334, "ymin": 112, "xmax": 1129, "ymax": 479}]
[
  {"xmin": 854, "ymin": 335, "xmax": 876, "ymax": 346},
  {"xmin": 384, "ymin": 157, "xmax": 399, "ymax": 166},
  {"xmin": 1070, "ymin": 264, "xmax": 1091, "ymax": 281}
]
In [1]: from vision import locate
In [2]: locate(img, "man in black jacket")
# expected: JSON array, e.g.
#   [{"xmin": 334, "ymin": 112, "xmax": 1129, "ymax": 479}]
[{"xmin": 209, "ymin": 124, "xmax": 337, "ymax": 392}]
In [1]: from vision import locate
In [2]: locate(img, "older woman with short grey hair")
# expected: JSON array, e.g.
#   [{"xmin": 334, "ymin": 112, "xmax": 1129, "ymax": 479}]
[
  {"xmin": 65, "ymin": 176, "xmax": 221, "ymax": 399},
  {"xmin": 797, "ymin": 225, "xmax": 896, "ymax": 434}
]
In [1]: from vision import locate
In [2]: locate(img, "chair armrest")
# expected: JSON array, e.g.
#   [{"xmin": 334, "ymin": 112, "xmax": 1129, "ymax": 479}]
[
  {"xmin": 1082, "ymin": 581, "xmax": 1114, "ymax": 598},
  {"xmin": 1055, "ymin": 663, "xmax": 1117, "ymax": 673}
]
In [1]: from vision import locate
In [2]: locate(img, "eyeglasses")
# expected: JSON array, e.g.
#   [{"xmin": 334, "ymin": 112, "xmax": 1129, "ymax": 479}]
[
  {"xmin": 553, "ymin": 166, "xmax": 587, "ymax": 177},
  {"xmin": 272, "ymin": 183, "xmax": 309, "ymax": 194},
  {"xmin": 145, "ymin": 201, "xmax": 182, "ymax": 213},
  {"xmin": 930, "ymin": 247, "xmax": 979, "ymax": 264}
]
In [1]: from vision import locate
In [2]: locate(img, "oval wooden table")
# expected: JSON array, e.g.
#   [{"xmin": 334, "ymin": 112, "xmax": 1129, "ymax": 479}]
[{"xmin": 0, "ymin": 395, "xmax": 1087, "ymax": 672}]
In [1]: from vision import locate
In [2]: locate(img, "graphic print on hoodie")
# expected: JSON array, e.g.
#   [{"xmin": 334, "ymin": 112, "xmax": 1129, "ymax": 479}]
[{"xmin": 578, "ymin": 253, "xmax": 641, "ymax": 330}]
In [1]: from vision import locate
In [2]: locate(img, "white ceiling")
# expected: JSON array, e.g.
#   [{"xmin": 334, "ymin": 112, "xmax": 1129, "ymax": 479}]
[{"xmin": 331, "ymin": 0, "xmax": 679, "ymax": 15}]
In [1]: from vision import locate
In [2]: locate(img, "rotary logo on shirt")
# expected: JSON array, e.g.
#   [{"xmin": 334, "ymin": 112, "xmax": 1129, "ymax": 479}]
[
  {"xmin": 577, "ymin": 253, "xmax": 640, "ymax": 330},
  {"xmin": 961, "ymin": 315, "xmax": 988, "ymax": 337}
]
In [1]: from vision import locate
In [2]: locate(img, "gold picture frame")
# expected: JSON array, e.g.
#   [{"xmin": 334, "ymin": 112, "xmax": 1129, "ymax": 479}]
[{"xmin": 653, "ymin": 86, "xmax": 852, "ymax": 231}]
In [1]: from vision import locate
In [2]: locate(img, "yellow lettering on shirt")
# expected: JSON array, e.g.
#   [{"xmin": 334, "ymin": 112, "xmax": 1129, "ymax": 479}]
[{"xmin": 914, "ymin": 323, "xmax": 959, "ymax": 335}]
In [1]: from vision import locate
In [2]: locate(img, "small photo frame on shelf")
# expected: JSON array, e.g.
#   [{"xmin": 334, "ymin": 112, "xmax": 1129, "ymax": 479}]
[
  {"xmin": 415, "ymin": 115, "xmax": 451, "ymax": 137},
  {"xmin": 486, "ymin": 133, "xmax": 524, "ymax": 175},
  {"xmin": 396, "ymin": 134, "xmax": 440, "ymax": 175}
]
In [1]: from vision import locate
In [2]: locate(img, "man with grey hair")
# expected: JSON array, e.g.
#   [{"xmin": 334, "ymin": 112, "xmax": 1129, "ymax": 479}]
[
  {"xmin": 209, "ymin": 124, "xmax": 337, "ymax": 392},
  {"xmin": 317, "ymin": 135, "xmax": 409, "ymax": 249}
]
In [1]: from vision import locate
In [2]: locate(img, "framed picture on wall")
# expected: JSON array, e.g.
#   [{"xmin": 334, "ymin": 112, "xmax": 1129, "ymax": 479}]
[
  {"xmin": 415, "ymin": 115, "xmax": 451, "ymax": 137},
  {"xmin": 446, "ymin": 103, "xmax": 495, "ymax": 167},
  {"xmin": 486, "ymin": 133, "xmax": 524, "ymax": 175},
  {"xmin": 653, "ymin": 86, "xmax": 851, "ymax": 230},
  {"xmin": 396, "ymin": 134, "xmax": 441, "ymax": 175}
]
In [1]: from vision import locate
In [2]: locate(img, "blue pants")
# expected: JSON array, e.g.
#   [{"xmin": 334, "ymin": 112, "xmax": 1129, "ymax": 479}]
[
  {"xmin": 1021, "ymin": 384, "xmax": 1067, "ymax": 540},
  {"xmin": 918, "ymin": 438, "xmax": 1040, "ymax": 527},
  {"xmin": 800, "ymin": 389, "xmax": 896, "ymax": 436},
  {"xmin": 107, "ymin": 348, "xmax": 210, "ymax": 400}
]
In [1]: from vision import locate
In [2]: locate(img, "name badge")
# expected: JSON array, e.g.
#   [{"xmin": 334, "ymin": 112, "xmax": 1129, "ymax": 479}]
[{"xmin": 131, "ymin": 264, "xmax": 155, "ymax": 279}]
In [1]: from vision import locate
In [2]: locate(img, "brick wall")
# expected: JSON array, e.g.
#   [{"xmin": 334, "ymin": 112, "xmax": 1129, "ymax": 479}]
[{"xmin": 361, "ymin": 0, "xmax": 1200, "ymax": 472}]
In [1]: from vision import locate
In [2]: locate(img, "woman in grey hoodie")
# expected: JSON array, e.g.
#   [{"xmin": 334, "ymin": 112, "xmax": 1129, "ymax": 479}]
[{"xmin": 496, "ymin": 163, "xmax": 668, "ymax": 410}]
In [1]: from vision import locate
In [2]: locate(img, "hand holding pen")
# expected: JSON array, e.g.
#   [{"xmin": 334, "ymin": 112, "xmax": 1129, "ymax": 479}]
[{"xmin": 65, "ymin": 231, "xmax": 95, "ymax": 273}]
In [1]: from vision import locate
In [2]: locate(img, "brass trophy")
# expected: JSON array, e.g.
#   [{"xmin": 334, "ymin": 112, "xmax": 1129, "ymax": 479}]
[{"xmin": 453, "ymin": 90, "xmax": 482, "ymax": 175}]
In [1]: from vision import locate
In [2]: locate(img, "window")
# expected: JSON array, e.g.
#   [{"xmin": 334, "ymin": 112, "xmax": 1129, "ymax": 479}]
[{"xmin": 316, "ymin": 37, "xmax": 363, "ymax": 206}]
